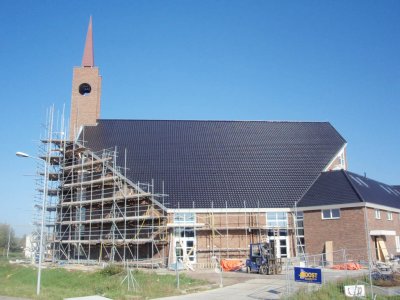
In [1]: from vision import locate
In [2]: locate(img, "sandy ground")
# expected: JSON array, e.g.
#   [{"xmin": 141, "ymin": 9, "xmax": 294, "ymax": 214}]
[{"xmin": 159, "ymin": 268, "xmax": 285, "ymax": 287}]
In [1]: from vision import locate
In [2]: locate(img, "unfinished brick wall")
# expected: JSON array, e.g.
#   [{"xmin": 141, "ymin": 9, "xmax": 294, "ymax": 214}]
[
  {"xmin": 326, "ymin": 147, "xmax": 347, "ymax": 171},
  {"xmin": 304, "ymin": 207, "xmax": 400, "ymax": 262},
  {"xmin": 303, "ymin": 207, "xmax": 367, "ymax": 261},
  {"xmin": 167, "ymin": 211, "xmax": 300, "ymax": 265},
  {"xmin": 365, "ymin": 207, "xmax": 400, "ymax": 259},
  {"xmin": 194, "ymin": 212, "xmax": 267, "ymax": 265}
]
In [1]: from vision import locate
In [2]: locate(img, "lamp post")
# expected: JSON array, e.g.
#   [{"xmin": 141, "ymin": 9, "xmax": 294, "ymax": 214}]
[
  {"xmin": 16, "ymin": 151, "xmax": 48, "ymax": 296},
  {"xmin": 6, "ymin": 224, "xmax": 11, "ymax": 259}
]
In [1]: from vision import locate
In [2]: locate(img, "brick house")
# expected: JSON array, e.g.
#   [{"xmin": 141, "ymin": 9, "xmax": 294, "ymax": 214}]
[{"xmin": 298, "ymin": 170, "xmax": 400, "ymax": 263}]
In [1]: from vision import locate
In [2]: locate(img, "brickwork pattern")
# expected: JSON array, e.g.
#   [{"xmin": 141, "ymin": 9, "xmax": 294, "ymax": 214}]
[
  {"xmin": 70, "ymin": 67, "xmax": 102, "ymax": 139},
  {"xmin": 304, "ymin": 207, "xmax": 400, "ymax": 261}
]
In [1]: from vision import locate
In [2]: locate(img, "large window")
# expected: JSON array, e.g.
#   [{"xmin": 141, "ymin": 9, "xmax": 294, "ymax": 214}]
[
  {"xmin": 396, "ymin": 236, "xmax": 400, "ymax": 252},
  {"xmin": 295, "ymin": 211, "xmax": 305, "ymax": 255},
  {"xmin": 267, "ymin": 212, "xmax": 288, "ymax": 228},
  {"xmin": 174, "ymin": 228, "xmax": 195, "ymax": 238},
  {"xmin": 322, "ymin": 209, "xmax": 340, "ymax": 220},
  {"xmin": 266, "ymin": 212, "xmax": 289, "ymax": 258},
  {"xmin": 174, "ymin": 213, "xmax": 195, "ymax": 223},
  {"xmin": 173, "ymin": 212, "xmax": 196, "ymax": 263}
]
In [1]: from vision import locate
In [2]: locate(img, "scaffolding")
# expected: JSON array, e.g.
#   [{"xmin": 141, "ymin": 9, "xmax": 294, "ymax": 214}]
[
  {"xmin": 32, "ymin": 107, "xmax": 302, "ymax": 269},
  {"xmin": 34, "ymin": 108, "xmax": 168, "ymax": 267}
]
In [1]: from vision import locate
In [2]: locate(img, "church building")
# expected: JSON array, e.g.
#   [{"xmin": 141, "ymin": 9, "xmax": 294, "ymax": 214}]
[{"xmin": 41, "ymin": 18, "xmax": 400, "ymax": 267}]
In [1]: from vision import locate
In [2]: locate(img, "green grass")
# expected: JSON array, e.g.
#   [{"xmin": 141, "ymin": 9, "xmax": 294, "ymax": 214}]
[
  {"xmin": 285, "ymin": 277, "xmax": 400, "ymax": 300},
  {"xmin": 0, "ymin": 261, "xmax": 208, "ymax": 299},
  {"xmin": 0, "ymin": 249, "xmax": 24, "ymax": 261}
]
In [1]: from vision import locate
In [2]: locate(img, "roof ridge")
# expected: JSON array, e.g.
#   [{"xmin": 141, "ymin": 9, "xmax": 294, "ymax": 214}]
[
  {"xmin": 296, "ymin": 171, "xmax": 323, "ymax": 207},
  {"xmin": 342, "ymin": 170, "xmax": 365, "ymax": 203},
  {"xmin": 97, "ymin": 119, "xmax": 332, "ymax": 123}
]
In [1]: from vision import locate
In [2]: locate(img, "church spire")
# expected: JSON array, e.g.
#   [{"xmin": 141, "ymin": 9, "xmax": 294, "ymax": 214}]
[{"xmin": 82, "ymin": 16, "xmax": 94, "ymax": 67}]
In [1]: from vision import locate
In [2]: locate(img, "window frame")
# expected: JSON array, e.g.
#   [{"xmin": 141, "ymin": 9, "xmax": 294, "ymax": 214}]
[
  {"xmin": 266, "ymin": 212, "xmax": 288, "ymax": 228},
  {"xmin": 321, "ymin": 208, "xmax": 340, "ymax": 220},
  {"xmin": 375, "ymin": 209, "xmax": 381, "ymax": 220},
  {"xmin": 174, "ymin": 212, "xmax": 195, "ymax": 224},
  {"xmin": 295, "ymin": 212, "xmax": 305, "ymax": 255},
  {"xmin": 396, "ymin": 236, "xmax": 400, "ymax": 252}
]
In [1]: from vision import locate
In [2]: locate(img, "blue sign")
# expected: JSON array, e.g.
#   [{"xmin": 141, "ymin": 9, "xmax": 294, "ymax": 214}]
[{"xmin": 294, "ymin": 267, "xmax": 322, "ymax": 284}]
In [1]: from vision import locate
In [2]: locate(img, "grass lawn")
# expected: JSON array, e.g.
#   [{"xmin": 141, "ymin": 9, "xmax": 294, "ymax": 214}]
[
  {"xmin": 0, "ymin": 260, "xmax": 208, "ymax": 299},
  {"xmin": 285, "ymin": 277, "xmax": 400, "ymax": 300}
]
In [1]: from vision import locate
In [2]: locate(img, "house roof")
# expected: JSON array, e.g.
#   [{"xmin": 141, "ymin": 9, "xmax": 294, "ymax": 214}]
[
  {"xmin": 80, "ymin": 119, "xmax": 346, "ymax": 209},
  {"xmin": 299, "ymin": 170, "xmax": 400, "ymax": 209},
  {"xmin": 393, "ymin": 186, "xmax": 400, "ymax": 192}
]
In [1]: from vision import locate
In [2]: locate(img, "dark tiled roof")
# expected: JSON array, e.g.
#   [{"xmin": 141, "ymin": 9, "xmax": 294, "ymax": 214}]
[
  {"xmin": 346, "ymin": 171, "xmax": 400, "ymax": 208},
  {"xmin": 299, "ymin": 170, "xmax": 400, "ymax": 209},
  {"xmin": 298, "ymin": 170, "xmax": 362, "ymax": 207},
  {"xmin": 80, "ymin": 120, "xmax": 346, "ymax": 209}
]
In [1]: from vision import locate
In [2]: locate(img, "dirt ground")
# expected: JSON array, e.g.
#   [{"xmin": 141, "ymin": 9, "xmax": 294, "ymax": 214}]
[
  {"xmin": 49, "ymin": 263, "xmax": 285, "ymax": 287},
  {"xmin": 156, "ymin": 268, "xmax": 286, "ymax": 287}
]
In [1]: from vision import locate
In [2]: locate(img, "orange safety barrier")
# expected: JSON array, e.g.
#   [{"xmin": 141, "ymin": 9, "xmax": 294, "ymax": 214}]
[
  {"xmin": 220, "ymin": 259, "xmax": 244, "ymax": 271},
  {"xmin": 331, "ymin": 262, "xmax": 363, "ymax": 270}
]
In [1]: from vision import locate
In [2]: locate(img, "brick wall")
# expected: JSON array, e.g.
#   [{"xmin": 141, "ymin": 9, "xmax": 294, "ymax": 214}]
[
  {"xmin": 194, "ymin": 212, "xmax": 264, "ymax": 264},
  {"xmin": 326, "ymin": 146, "xmax": 347, "ymax": 171},
  {"xmin": 365, "ymin": 207, "xmax": 400, "ymax": 259},
  {"xmin": 303, "ymin": 207, "xmax": 367, "ymax": 261},
  {"xmin": 167, "ymin": 212, "xmax": 298, "ymax": 264},
  {"xmin": 70, "ymin": 67, "xmax": 102, "ymax": 139},
  {"xmin": 304, "ymin": 206, "xmax": 400, "ymax": 262}
]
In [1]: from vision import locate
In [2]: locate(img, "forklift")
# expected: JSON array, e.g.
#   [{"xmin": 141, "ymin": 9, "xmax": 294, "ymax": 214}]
[{"xmin": 245, "ymin": 241, "xmax": 282, "ymax": 275}]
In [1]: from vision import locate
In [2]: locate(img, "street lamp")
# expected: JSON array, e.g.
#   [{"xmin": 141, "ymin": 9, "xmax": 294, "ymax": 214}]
[
  {"xmin": 16, "ymin": 151, "xmax": 48, "ymax": 296},
  {"xmin": 16, "ymin": 151, "xmax": 30, "ymax": 158}
]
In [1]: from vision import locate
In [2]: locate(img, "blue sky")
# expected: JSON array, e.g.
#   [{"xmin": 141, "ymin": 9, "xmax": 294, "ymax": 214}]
[{"xmin": 0, "ymin": 1, "xmax": 399, "ymax": 236}]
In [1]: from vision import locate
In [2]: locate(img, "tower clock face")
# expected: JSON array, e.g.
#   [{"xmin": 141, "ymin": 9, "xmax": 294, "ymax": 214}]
[{"xmin": 79, "ymin": 83, "xmax": 92, "ymax": 96}]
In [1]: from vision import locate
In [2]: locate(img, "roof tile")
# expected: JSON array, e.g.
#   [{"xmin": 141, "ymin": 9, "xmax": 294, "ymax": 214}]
[{"xmin": 80, "ymin": 120, "xmax": 346, "ymax": 209}]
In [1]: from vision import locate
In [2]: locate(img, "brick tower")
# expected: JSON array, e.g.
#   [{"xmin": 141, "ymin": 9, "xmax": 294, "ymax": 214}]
[{"xmin": 69, "ymin": 17, "xmax": 102, "ymax": 140}]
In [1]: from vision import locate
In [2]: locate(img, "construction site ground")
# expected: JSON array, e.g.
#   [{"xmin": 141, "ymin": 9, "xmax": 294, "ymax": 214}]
[
  {"xmin": 0, "ymin": 264, "xmax": 376, "ymax": 300},
  {"xmin": 154, "ymin": 268, "xmax": 368, "ymax": 300}
]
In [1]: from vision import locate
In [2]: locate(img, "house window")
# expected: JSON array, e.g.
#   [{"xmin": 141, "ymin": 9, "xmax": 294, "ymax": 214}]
[
  {"xmin": 375, "ymin": 209, "xmax": 381, "ymax": 219},
  {"xmin": 387, "ymin": 212, "xmax": 393, "ymax": 221},
  {"xmin": 396, "ymin": 236, "xmax": 400, "ymax": 252},
  {"xmin": 321, "ymin": 209, "xmax": 340, "ymax": 219}
]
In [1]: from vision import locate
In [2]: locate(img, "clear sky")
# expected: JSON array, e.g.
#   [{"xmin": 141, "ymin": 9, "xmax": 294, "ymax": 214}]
[{"xmin": 0, "ymin": 1, "xmax": 399, "ymax": 236}]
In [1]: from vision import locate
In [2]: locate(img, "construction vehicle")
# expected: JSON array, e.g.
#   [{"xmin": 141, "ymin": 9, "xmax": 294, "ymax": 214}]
[{"xmin": 245, "ymin": 241, "xmax": 282, "ymax": 275}]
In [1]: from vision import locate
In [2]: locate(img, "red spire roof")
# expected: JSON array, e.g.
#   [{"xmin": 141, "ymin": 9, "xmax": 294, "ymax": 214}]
[{"xmin": 82, "ymin": 16, "xmax": 94, "ymax": 67}]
